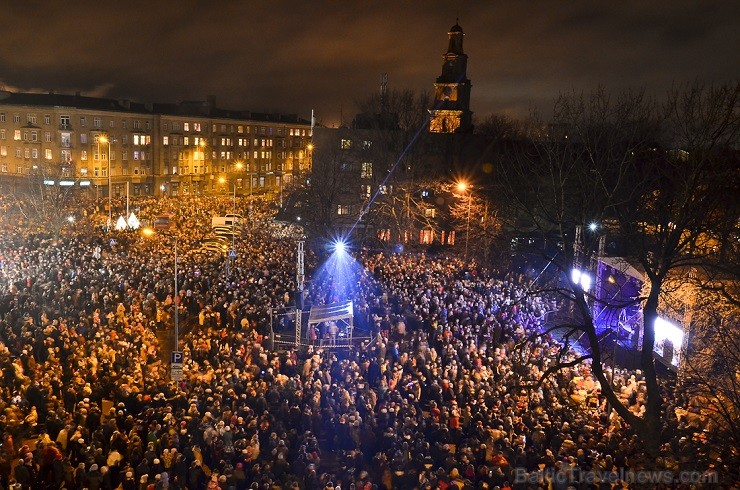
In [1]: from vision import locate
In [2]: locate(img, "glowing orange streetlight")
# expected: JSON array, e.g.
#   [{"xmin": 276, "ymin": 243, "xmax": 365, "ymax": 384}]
[{"xmin": 456, "ymin": 180, "xmax": 472, "ymax": 260}]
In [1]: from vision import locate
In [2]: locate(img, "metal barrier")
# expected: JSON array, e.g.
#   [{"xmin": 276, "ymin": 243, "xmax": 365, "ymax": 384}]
[{"xmin": 271, "ymin": 333, "xmax": 373, "ymax": 350}]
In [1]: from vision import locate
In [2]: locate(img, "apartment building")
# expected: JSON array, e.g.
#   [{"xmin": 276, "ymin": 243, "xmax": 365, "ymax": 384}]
[{"xmin": 0, "ymin": 91, "xmax": 312, "ymax": 198}]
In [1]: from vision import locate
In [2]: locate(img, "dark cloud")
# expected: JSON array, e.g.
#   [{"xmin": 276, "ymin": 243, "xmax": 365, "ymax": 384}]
[{"xmin": 1, "ymin": 0, "xmax": 737, "ymax": 125}]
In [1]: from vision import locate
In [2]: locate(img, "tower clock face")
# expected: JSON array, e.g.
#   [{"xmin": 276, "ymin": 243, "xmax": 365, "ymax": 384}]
[{"xmin": 442, "ymin": 86, "xmax": 457, "ymax": 101}]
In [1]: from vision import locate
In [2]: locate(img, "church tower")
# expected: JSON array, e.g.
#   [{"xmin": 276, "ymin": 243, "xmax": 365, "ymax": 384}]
[{"xmin": 429, "ymin": 21, "xmax": 473, "ymax": 133}]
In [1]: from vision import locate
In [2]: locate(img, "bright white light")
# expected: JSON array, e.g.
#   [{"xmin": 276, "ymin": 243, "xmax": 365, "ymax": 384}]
[
  {"xmin": 333, "ymin": 240, "xmax": 347, "ymax": 254},
  {"xmin": 580, "ymin": 273, "xmax": 592, "ymax": 291},
  {"xmin": 160, "ymin": 184, "xmax": 166, "ymax": 191},
  {"xmin": 654, "ymin": 317, "xmax": 684, "ymax": 348},
  {"xmin": 59, "ymin": 180, "xmax": 74, "ymax": 186},
  {"xmin": 43, "ymin": 180, "xmax": 55, "ymax": 186},
  {"xmin": 571, "ymin": 268, "xmax": 592, "ymax": 290},
  {"xmin": 589, "ymin": 222, "xmax": 599, "ymax": 232},
  {"xmin": 67, "ymin": 215, "xmax": 75, "ymax": 223},
  {"xmin": 79, "ymin": 180, "xmax": 91, "ymax": 186},
  {"xmin": 571, "ymin": 268, "xmax": 581, "ymax": 284}
]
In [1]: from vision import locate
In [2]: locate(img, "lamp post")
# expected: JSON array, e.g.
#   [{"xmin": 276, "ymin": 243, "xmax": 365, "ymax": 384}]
[
  {"xmin": 98, "ymin": 134, "xmax": 111, "ymax": 228},
  {"xmin": 142, "ymin": 227, "xmax": 179, "ymax": 362},
  {"xmin": 219, "ymin": 176, "xmax": 238, "ymax": 274},
  {"xmin": 456, "ymin": 181, "xmax": 472, "ymax": 261}
]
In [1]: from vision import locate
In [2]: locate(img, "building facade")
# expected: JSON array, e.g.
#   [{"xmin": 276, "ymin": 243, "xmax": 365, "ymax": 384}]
[{"xmin": 0, "ymin": 91, "xmax": 312, "ymax": 198}]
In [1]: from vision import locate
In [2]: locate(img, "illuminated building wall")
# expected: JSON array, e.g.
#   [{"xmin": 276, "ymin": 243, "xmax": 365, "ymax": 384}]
[{"xmin": 0, "ymin": 91, "xmax": 312, "ymax": 197}]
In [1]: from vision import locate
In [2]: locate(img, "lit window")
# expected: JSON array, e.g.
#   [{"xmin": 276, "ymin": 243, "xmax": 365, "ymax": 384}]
[
  {"xmin": 184, "ymin": 122, "xmax": 190, "ymax": 131},
  {"xmin": 163, "ymin": 136, "xmax": 169, "ymax": 145},
  {"xmin": 341, "ymin": 139, "xmax": 352, "ymax": 149},
  {"xmin": 134, "ymin": 151, "xmax": 140, "ymax": 160},
  {"xmin": 80, "ymin": 150, "xmax": 87, "ymax": 161},
  {"xmin": 0, "ymin": 146, "xmax": 6, "ymax": 156},
  {"xmin": 361, "ymin": 162, "xmax": 373, "ymax": 179},
  {"xmin": 193, "ymin": 122, "xmax": 201, "ymax": 132},
  {"xmin": 420, "ymin": 229, "xmax": 434, "ymax": 245},
  {"xmin": 337, "ymin": 204, "xmax": 351, "ymax": 215},
  {"xmin": 14, "ymin": 130, "xmax": 20, "ymax": 141}
]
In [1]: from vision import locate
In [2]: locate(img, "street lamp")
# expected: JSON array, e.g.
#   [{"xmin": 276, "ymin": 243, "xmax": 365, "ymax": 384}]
[
  {"xmin": 219, "ymin": 176, "xmax": 238, "ymax": 272},
  {"xmin": 142, "ymin": 227, "xmax": 179, "ymax": 359},
  {"xmin": 456, "ymin": 181, "xmax": 472, "ymax": 261},
  {"xmin": 98, "ymin": 134, "xmax": 111, "ymax": 228}
]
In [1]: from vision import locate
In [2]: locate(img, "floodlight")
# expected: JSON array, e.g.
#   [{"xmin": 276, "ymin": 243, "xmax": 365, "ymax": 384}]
[
  {"xmin": 333, "ymin": 240, "xmax": 347, "ymax": 254},
  {"xmin": 571, "ymin": 268, "xmax": 582, "ymax": 284},
  {"xmin": 571, "ymin": 268, "xmax": 592, "ymax": 290},
  {"xmin": 589, "ymin": 222, "xmax": 599, "ymax": 232},
  {"xmin": 580, "ymin": 273, "xmax": 592, "ymax": 291}
]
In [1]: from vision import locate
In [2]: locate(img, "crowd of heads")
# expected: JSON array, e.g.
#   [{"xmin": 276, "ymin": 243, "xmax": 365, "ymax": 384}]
[{"xmin": 0, "ymin": 194, "xmax": 728, "ymax": 489}]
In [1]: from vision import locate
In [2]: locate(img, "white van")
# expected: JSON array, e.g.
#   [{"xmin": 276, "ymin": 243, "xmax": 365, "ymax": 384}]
[{"xmin": 211, "ymin": 215, "xmax": 241, "ymax": 228}]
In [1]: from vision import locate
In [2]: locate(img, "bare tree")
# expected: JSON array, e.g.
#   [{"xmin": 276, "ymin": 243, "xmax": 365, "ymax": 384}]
[
  {"xmin": 12, "ymin": 162, "xmax": 79, "ymax": 235},
  {"xmin": 499, "ymin": 82, "xmax": 739, "ymax": 454}
]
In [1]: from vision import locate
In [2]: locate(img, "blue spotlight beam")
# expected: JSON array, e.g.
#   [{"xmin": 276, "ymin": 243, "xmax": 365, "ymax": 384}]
[{"xmin": 345, "ymin": 86, "xmax": 465, "ymax": 238}]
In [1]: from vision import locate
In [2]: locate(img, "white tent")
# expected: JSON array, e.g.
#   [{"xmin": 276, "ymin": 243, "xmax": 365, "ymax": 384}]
[
  {"xmin": 127, "ymin": 212, "xmax": 140, "ymax": 230},
  {"xmin": 114, "ymin": 216, "xmax": 128, "ymax": 231}
]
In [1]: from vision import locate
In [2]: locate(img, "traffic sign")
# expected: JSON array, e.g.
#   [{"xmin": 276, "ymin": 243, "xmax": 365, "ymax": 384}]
[
  {"xmin": 171, "ymin": 351, "xmax": 183, "ymax": 363},
  {"xmin": 171, "ymin": 362, "xmax": 183, "ymax": 381},
  {"xmin": 228, "ymin": 249, "xmax": 237, "ymax": 259}
]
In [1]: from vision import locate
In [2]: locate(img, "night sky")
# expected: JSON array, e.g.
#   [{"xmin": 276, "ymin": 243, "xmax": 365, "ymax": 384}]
[{"xmin": 2, "ymin": 1, "xmax": 738, "ymax": 127}]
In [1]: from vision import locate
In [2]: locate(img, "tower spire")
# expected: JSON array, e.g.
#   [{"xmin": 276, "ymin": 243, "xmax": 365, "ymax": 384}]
[{"xmin": 429, "ymin": 21, "xmax": 473, "ymax": 133}]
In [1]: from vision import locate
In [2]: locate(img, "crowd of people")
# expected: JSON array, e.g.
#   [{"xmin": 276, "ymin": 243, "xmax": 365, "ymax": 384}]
[{"xmin": 0, "ymin": 194, "xmax": 728, "ymax": 489}]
